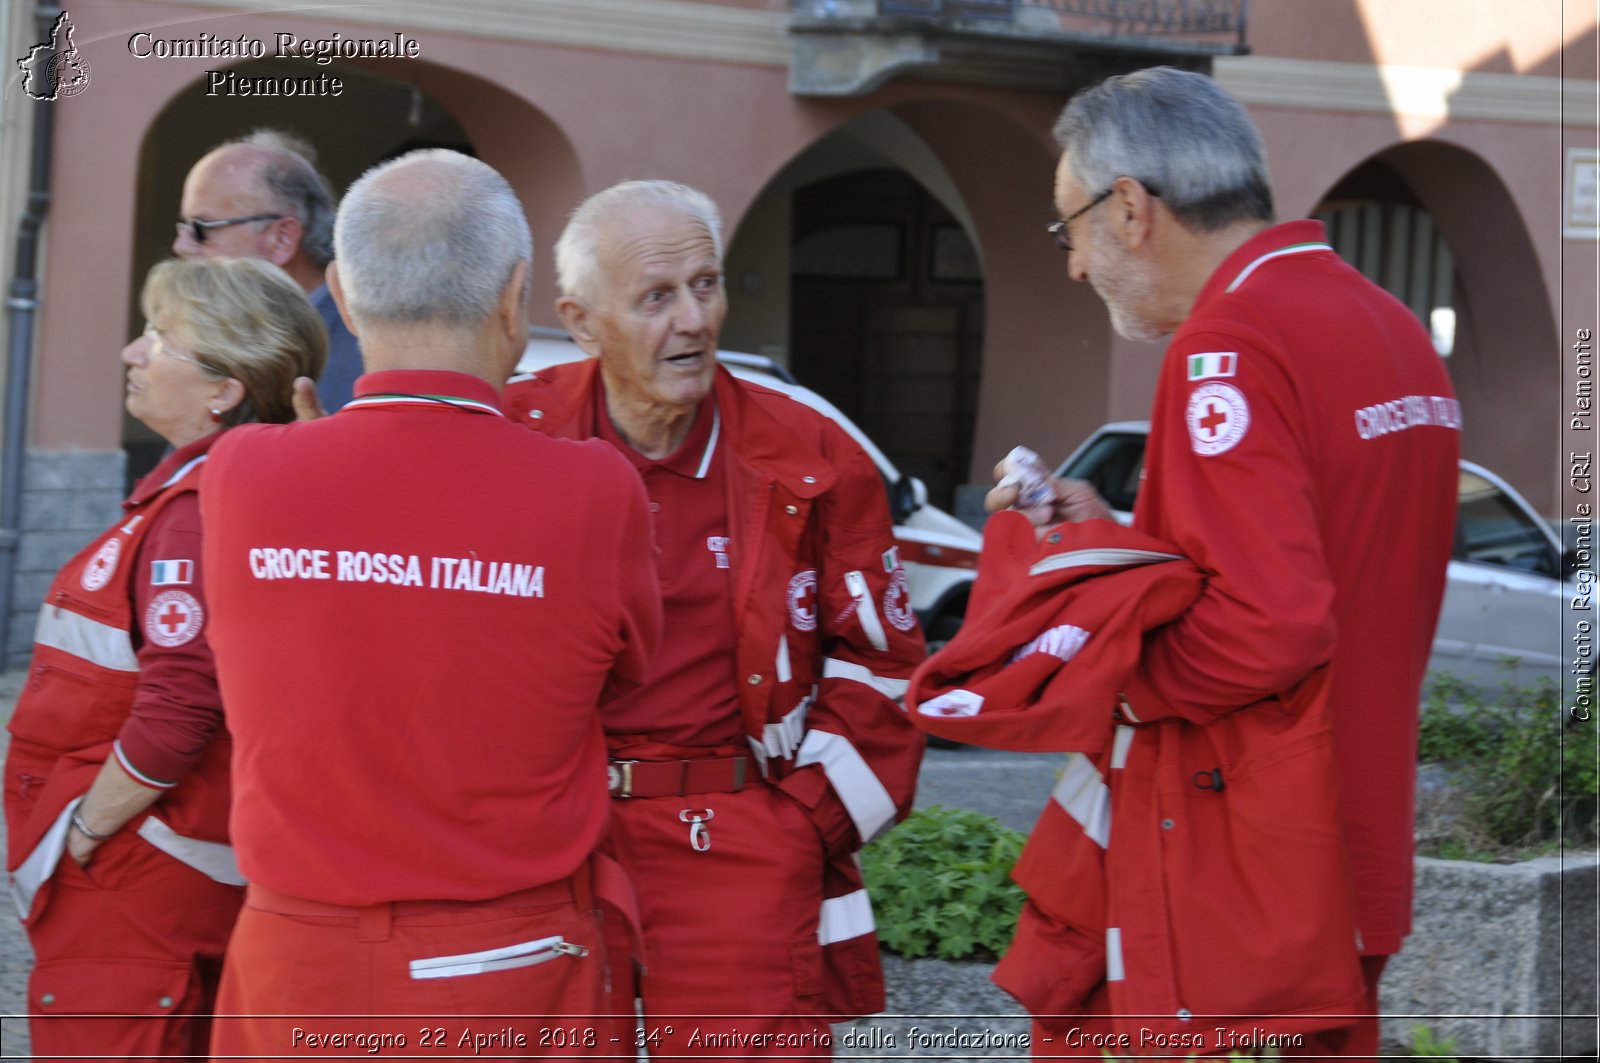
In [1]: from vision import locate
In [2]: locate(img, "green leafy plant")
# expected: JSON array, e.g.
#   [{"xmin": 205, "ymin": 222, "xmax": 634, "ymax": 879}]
[
  {"xmin": 861, "ymin": 804, "xmax": 1026, "ymax": 960},
  {"xmin": 1408, "ymin": 1023, "xmax": 1460, "ymax": 1060},
  {"xmin": 1417, "ymin": 669, "xmax": 1599, "ymax": 858}
]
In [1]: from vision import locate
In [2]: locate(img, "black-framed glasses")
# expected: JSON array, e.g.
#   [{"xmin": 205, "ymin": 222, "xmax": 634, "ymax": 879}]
[
  {"xmin": 1047, "ymin": 181, "xmax": 1163, "ymax": 253},
  {"xmin": 1046, "ymin": 189, "xmax": 1114, "ymax": 253},
  {"xmin": 175, "ymin": 213, "xmax": 285, "ymax": 245}
]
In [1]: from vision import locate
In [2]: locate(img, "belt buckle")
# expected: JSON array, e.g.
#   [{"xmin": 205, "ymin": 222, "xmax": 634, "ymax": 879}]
[{"xmin": 608, "ymin": 760, "xmax": 637, "ymax": 798}]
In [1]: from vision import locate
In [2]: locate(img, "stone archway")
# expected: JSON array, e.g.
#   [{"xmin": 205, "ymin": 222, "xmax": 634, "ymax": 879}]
[
  {"xmin": 127, "ymin": 56, "xmax": 582, "ymax": 477},
  {"xmin": 723, "ymin": 108, "xmax": 989, "ymax": 511},
  {"xmin": 1315, "ymin": 140, "xmax": 1559, "ymax": 511}
]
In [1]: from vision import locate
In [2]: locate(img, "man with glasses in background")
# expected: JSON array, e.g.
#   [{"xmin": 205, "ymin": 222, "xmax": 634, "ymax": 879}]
[
  {"xmin": 173, "ymin": 129, "xmax": 361, "ymax": 409},
  {"xmin": 985, "ymin": 66, "xmax": 1460, "ymax": 1059}
]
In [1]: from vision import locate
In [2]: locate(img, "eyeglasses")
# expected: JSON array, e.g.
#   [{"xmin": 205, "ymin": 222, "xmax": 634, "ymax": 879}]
[
  {"xmin": 1046, "ymin": 189, "xmax": 1114, "ymax": 253},
  {"xmin": 174, "ymin": 213, "xmax": 284, "ymax": 245},
  {"xmin": 142, "ymin": 323, "xmax": 217, "ymax": 374},
  {"xmin": 1046, "ymin": 181, "xmax": 1162, "ymax": 253}
]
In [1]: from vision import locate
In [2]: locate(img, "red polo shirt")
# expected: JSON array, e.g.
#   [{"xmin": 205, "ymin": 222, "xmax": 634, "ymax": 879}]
[
  {"xmin": 595, "ymin": 385, "xmax": 742, "ymax": 750},
  {"xmin": 202, "ymin": 369, "xmax": 661, "ymax": 905}
]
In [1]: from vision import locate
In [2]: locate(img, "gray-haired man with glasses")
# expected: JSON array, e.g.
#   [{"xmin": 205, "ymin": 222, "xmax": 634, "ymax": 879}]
[
  {"xmin": 173, "ymin": 130, "xmax": 362, "ymax": 409},
  {"xmin": 985, "ymin": 65, "xmax": 1459, "ymax": 1060}
]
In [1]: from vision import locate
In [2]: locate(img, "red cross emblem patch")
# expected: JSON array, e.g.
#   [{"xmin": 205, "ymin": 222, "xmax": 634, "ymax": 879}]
[
  {"xmin": 1185, "ymin": 382, "xmax": 1251, "ymax": 456},
  {"xmin": 787, "ymin": 569, "xmax": 818, "ymax": 632},
  {"xmin": 144, "ymin": 589, "xmax": 204, "ymax": 648},
  {"xmin": 881, "ymin": 567, "xmax": 916, "ymax": 632},
  {"xmin": 80, "ymin": 537, "xmax": 122, "ymax": 592}
]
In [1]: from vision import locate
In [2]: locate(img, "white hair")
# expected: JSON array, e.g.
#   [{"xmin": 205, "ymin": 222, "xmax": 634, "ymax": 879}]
[
  {"xmin": 334, "ymin": 149, "xmax": 532, "ymax": 328},
  {"xmin": 554, "ymin": 180, "xmax": 723, "ymax": 303}
]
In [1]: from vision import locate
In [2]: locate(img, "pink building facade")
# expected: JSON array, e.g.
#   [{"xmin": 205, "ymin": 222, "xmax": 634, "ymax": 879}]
[{"xmin": 0, "ymin": 0, "xmax": 1594, "ymax": 663}]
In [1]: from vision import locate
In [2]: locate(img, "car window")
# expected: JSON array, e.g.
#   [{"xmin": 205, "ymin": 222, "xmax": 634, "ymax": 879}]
[
  {"xmin": 1061, "ymin": 433, "xmax": 1147, "ymax": 514},
  {"xmin": 1455, "ymin": 469, "xmax": 1559, "ymax": 578}
]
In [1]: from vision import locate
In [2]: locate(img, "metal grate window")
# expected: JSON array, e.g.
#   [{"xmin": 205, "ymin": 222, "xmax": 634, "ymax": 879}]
[{"xmin": 1315, "ymin": 202, "xmax": 1457, "ymax": 356}]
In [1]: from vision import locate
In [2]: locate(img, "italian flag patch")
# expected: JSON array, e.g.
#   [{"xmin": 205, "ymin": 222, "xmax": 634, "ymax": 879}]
[
  {"xmin": 149, "ymin": 559, "xmax": 194, "ymax": 586},
  {"xmin": 1187, "ymin": 352, "xmax": 1238, "ymax": 381}
]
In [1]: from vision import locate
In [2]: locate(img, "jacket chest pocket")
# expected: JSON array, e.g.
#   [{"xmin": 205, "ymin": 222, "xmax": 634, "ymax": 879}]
[{"xmin": 10, "ymin": 653, "xmax": 139, "ymax": 752}]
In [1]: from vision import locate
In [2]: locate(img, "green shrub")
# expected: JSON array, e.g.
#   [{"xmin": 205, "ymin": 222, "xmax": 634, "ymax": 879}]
[
  {"xmin": 1408, "ymin": 1023, "xmax": 1460, "ymax": 1060},
  {"xmin": 861, "ymin": 805, "xmax": 1026, "ymax": 961},
  {"xmin": 1418, "ymin": 670, "xmax": 1599, "ymax": 858}
]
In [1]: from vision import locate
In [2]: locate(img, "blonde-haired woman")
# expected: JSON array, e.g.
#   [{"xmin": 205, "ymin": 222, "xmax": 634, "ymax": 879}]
[{"xmin": 4, "ymin": 256, "xmax": 326, "ymax": 1060}]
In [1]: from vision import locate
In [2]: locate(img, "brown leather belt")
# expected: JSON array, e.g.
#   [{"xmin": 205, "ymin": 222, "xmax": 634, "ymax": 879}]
[{"xmin": 607, "ymin": 755, "xmax": 752, "ymax": 799}]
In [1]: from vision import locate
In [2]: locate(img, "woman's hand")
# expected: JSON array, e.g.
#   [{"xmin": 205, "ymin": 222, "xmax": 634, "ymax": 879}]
[{"xmin": 66, "ymin": 821, "xmax": 104, "ymax": 867}]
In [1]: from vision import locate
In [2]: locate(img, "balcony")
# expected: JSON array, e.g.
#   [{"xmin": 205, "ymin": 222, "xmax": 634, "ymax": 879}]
[{"xmin": 788, "ymin": 1, "xmax": 1249, "ymax": 96}]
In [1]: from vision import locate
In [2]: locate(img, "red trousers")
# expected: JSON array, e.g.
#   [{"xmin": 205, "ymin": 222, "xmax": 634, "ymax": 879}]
[
  {"xmin": 606, "ymin": 782, "xmax": 838, "ymax": 1059},
  {"xmin": 1027, "ymin": 956, "xmax": 1390, "ymax": 1060},
  {"xmin": 23, "ymin": 828, "xmax": 244, "ymax": 1061},
  {"xmin": 1287, "ymin": 954, "xmax": 1390, "ymax": 1062},
  {"xmin": 211, "ymin": 879, "xmax": 610, "ymax": 1060}
]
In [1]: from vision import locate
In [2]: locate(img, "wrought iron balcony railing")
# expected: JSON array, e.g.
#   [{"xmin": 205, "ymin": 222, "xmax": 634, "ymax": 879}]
[{"xmin": 793, "ymin": 1, "xmax": 1248, "ymax": 46}]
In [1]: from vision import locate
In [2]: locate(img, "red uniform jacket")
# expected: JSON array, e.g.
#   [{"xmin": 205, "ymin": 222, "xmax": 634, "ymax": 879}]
[
  {"xmin": 908, "ymin": 514, "xmax": 1367, "ymax": 1039},
  {"xmin": 1128, "ymin": 221, "xmax": 1459, "ymax": 954},
  {"xmin": 504, "ymin": 361, "xmax": 926, "ymax": 1016},
  {"xmin": 6, "ymin": 437, "xmax": 236, "ymax": 920}
]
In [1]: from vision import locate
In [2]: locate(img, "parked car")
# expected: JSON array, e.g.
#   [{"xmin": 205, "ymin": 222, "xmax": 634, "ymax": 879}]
[
  {"xmin": 513, "ymin": 333, "xmax": 980, "ymax": 646},
  {"xmin": 1056, "ymin": 421, "xmax": 1582, "ymax": 685}
]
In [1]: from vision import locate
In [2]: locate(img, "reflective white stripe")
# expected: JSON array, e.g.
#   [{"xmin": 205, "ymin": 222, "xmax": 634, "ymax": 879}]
[
  {"xmin": 746, "ymin": 736, "xmax": 771, "ymax": 776},
  {"xmin": 821, "ymin": 656, "xmax": 909, "ymax": 702},
  {"xmin": 1118, "ymin": 697, "xmax": 1143, "ymax": 724},
  {"xmin": 1029, "ymin": 548, "xmax": 1183, "ymax": 577},
  {"xmin": 1106, "ymin": 927, "xmax": 1125, "ymax": 981},
  {"xmin": 1110, "ymin": 725, "xmax": 1136, "ymax": 771},
  {"xmin": 410, "ymin": 935, "xmax": 566, "ymax": 980},
  {"xmin": 119, "ymin": 514, "xmax": 145, "ymax": 535},
  {"xmin": 694, "ymin": 405, "xmax": 721, "ymax": 479},
  {"xmin": 817, "ymin": 888, "xmax": 875, "ymax": 946},
  {"xmin": 1052, "ymin": 753, "xmax": 1110, "ymax": 848},
  {"xmin": 1224, "ymin": 242, "xmax": 1333, "ymax": 293},
  {"xmin": 158, "ymin": 453, "xmax": 209, "ymax": 490},
  {"xmin": 113, "ymin": 739, "xmax": 175, "ymax": 790},
  {"xmin": 34, "ymin": 605, "xmax": 138, "ymax": 672},
  {"xmin": 762, "ymin": 697, "xmax": 811, "ymax": 760},
  {"xmin": 343, "ymin": 395, "xmax": 505, "ymax": 417},
  {"xmin": 843, "ymin": 570, "xmax": 888, "ymax": 652},
  {"xmin": 796, "ymin": 729, "xmax": 897, "ymax": 844},
  {"xmin": 776, "ymin": 633, "xmax": 792, "ymax": 685},
  {"xmin": 7, "ymin": 799, "xmax": 76, "ymax": 919},
  {"xmin": 137, "ymin": 816, "xmax": 245, "ymax": 886}
]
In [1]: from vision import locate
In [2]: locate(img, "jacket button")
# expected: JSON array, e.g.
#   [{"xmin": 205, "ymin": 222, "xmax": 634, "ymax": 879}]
[
  {"xmin": 784, "ymin": 505, "xmax": 798, "ymax": 515},
  {"xmin": 528, "ymin": 410, "xmax": 544, "ymax": 420},
  {"xmin": 1160, "ymin": 818, "xmax": 1176, "ymax": 830},
  {"xmin": 1176, "ymin": 1008, "xmax": 1193, "ymax": 1021},
  {"xmin": 802, "ymin": 475, "xmax": 816, "ymax": 484},
  {"xmin": 158, "ymin": 996, "xmax": 174, "ymax": 1009},
  {"xmin": 1047, "ymin": 533, "xmax": 1061, "ymax": 544},
  {"xmin": 747, "ymin": 674, "xmax": 763, "ymax": 685},
  {"xmin": 40, "ymin": 993, "xmax": 54, "ymax": 1006}
]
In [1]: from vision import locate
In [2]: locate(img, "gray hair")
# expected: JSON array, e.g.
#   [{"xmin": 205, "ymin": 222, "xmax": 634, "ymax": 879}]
[
  {"xmin": 1053, "ymin": 66, "xmax": 1273, "ymax": 232},
  {"xmin": 555, "ymin": 180, "xmax": 723, "ymax": 302},
  {"xmin": 230, "ymin": 129, "xmax": 338, "ymax": 267},
  {"xmin": 334, "ymin": 149, "xmax": 532, "ymax": 330}
]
